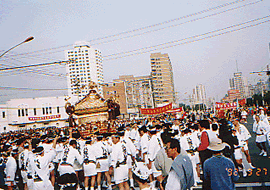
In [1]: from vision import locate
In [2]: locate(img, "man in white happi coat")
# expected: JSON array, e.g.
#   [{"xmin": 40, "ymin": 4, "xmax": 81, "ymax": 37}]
[
  {"xmin": 58, "ymin": 139, "xmax": 83, "ymax": 176},
  {"xmin": 18, "ymin": 143, "xmax": 30, "ymax": 190},
  {"xmin": 27, "ymin": 137, "xmax": 58, "ymax": 190},
  {"xmin": 5, "ymin": 149, "xmax": 17, "ymax": 190},
  {"xmin": 122, "ymin": 129, "xmax": 136, "ymax": 189},
  {"xmin": 232, "ymin": 118, "xmax": 255, "ymax": 170},
  {"xmin": 83, "ymin": 139, "xmax": 98, "ymax": 190},
  {"xmin": 138, "ymin": 126, "xmax": 149, "ymax": 163},
  {"xmin": 95, "ymin": 134, "xmax": 111, "ymax": 190},
  {"xmin": 147, "ymin": 126, "xmax": 163, "ymax": 188},
  {"xmin": 109, "ymin": 133, "xmax": 129, "ymax": 190},
  {"xmin": 253, "ymin": 115, "xmax": 270, "ymax": 157}
]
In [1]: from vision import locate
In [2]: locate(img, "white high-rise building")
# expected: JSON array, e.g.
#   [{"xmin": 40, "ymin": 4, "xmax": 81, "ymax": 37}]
[
  {"xmin": 65, "ymin": 41, "xmax": 104, "ymax": 100},
  {"xmin": 229, "ymin": 72, "xmax": 247, "ymax": 98},
  {"xmin": 190, "ymin": 84, "xmax": 207, "ymax": 107}
]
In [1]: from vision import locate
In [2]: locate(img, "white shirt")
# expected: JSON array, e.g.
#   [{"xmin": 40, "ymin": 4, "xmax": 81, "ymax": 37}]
[
  {"xmin": 95, "ymin": 141, "xmax": 108, "ymax": 159},
  {"xmin": 166, "ymin": 169, "xmax": 181, "ymax": 190},
  {"xmin": 238, "ymin": 124, "xmax": 251, "ymax": 141},
  {"xmin": 180, "ymin": 133, "xmax": 199, "ymax": 152},
  {"xmin": 253, "ymin": 121, "xmax": 270, "ymax": 135},
  {"xmin": 83, "ymin": 144, "xmax": 97, "ymax": 162},
  {"xmin": 148, "ymin": 135, "xmax": 162, "ymax": 161},
  {"xmin": 18, "ymin": 149, "xmax": 29, "ymax": 170},
  {"xmin": 111, "ymin": 141, "xmax": 127, "ymax": 168},
  {"xmin": 59, "ymin": 146, "xmax": 83, "ymax": 166},
  {"xmin": 123, "ymin": 137, "xmax": 136, "ymax": 157},
  {"xmin": 6, "ymin": 156, "xmax": 17, "ymax": 181},
  {"xmin": 140, "ymin": 133, "xmax": 149, "ymax": 154},
  {"xmin": 41, "ymin": 143, "xmax": 53, "ymax": 154}
]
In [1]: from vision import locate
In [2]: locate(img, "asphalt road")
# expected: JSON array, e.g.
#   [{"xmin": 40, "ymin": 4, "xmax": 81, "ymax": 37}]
[{"xmin": 229, "ymin": 116, "xmax": 270, "ymax": 189}]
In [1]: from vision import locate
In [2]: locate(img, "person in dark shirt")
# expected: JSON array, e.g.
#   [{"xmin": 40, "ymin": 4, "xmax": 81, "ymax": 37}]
[
  {"xmin": 204, "ymin": 138, "xmax": 239, "ymax": 190},
  {"xmin": 0, "ymin": 156, "xmax": 6, "ymax": 189}
]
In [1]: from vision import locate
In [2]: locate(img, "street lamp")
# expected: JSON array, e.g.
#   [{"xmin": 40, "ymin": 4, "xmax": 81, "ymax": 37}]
[{"xmin": 0, "ymin": 36, "xmax": 34, "ymax": 58}]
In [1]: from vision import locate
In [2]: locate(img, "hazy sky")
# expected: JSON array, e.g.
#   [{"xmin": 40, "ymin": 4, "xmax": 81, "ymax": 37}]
[{"xmin": 0, "ymin": 0, "xmax": 269, "ymax": 104}]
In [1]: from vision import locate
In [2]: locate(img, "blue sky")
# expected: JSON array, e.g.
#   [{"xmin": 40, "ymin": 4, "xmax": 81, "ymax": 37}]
[{"xmin": 0, "ymin": 0, "xmax": 269, "ymax": 104}]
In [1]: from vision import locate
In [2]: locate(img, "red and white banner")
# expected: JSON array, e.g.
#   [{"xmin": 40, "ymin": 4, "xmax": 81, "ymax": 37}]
[
  {"xmin": 238, "ymin": 99, "xmax": 246, "ymax": 106},
  {"xmin": 166, "ymin": 107, "xmax": 183, "ymax": 113},
  {"xmin": 215, "ymin": 102, "xmax": 237, "ymax": 110},
  {"xmin": 28, "ymin": 114, "xmax": 61, "ymax": 121},
  {"xmin": 140, "ymin": 103, "xmax": 172, "ymax": 115}
]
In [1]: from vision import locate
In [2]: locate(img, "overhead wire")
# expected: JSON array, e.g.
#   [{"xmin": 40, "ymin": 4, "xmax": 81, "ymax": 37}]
[
  {"xmin": 91, "ymin": 0, "xmax": 262, "ymax": 46},
  {"xmin": 0, "ymin": 16, "xmax": 268, "ymax": 75},
  {"xmin": 0, "ymin": 0, "xmax": 249, "ymax": 60},
  {"xmin": 0, "ymin": 86, "xmax": 68, "ymax": 91},
  {"xmin": 0, "ymin": 57, "xmax": 66, "ymax": 78},
  {"xmin": 0, "ymin": 1, "xmax": 267, "ymax": 91},
  {"xmin": 88, "ymin": 0, "xmax": 247, "ymax": 43},
  {"xmin": 103, "ymin": 15, "xmax": 270, "ymax": 60}
]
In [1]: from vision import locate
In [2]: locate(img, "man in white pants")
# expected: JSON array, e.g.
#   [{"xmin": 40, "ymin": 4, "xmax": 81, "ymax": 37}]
[
  {"xmin": 109, "ymin": 133, "xmax": 129, "ymax": 190},
  {"xmin": 253, "ymin": 115, "xmax": 270, "ymax": 157}
]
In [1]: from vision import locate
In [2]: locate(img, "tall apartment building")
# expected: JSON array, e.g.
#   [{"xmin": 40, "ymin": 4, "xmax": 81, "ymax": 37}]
[
  {"xmin": 65, "ymin": 41, "xmax": 104, "ymax": 101},
  {"xmin": 150, "ymin": 53, "xmax": 176, "ymax": 107},
  {"xmin": 189, "ymin": 84, "xmax": 207, "ymax": 107},
  {"xmin": 114, "ymin": 75, "xmax": 154, "ymax": 112},
  {"xmin": 103, "ymin": 75, "xmax": 154, "ymax": 116},
  {"xmin": 229, "ymin": 72, "xmax": 247, "ymax": 98}
]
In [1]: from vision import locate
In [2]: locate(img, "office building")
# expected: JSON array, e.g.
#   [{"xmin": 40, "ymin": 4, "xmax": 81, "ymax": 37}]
[
  {"xmin": 114, "ymin": 75, "xmax": 154, "ymax": 114},
  {"xmin": 229, "ymin": 72, "xmax": 247, "ymax": 98},
  {"xmin": 150, "ymin": 53, "xmax": 176, "ymax": 107},
  {"xmin": 189, "ymin": 84, "xmax": 207, "ymax": 107},
  {"xmin": 0, "ymin": 96, "xmax": 69, "ymax": 132},
  {"xmin": 65, "ymin": 41, "xmax": 104, "ymax": 101}
]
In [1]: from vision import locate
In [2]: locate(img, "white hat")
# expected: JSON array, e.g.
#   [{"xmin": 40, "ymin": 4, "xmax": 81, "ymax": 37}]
[
  {"xmin": 132, "ymin": 161, "xmax": 151, "ymax": 180},
  {"xmin": 208, "ymin": 138, "xmax": 228, "ymax": 151}
]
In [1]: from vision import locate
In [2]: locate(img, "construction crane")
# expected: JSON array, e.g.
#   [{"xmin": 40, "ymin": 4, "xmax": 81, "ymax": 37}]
[
  {"xmin": 250, "ymin": 65, "xmax": 270, "ymax": 87},
  {"xmin": 250, "ymin": 65, "xmax": 270, "ymax": 75}
]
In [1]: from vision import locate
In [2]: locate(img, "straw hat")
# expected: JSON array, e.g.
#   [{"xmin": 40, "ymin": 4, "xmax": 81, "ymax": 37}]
[{"xmin": 208, "ymin": 138, "xmax": 228, "ymax": 151}]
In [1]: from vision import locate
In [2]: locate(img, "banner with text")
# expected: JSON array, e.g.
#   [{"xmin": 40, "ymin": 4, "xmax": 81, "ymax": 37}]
[
  {"xmin": 140, "ymin": 103, "xmax": 172, "ymax": 115},
  {"xmin": 28, "ymin": 114, "xmax": 61, "ymax": 121},
  {"xmin": 215, "ymin": 102, "xmax": 237, "ymax": 110},
  {"xmin": 165, "ymin": 107, "xmax": 183, "ymax": 113}
]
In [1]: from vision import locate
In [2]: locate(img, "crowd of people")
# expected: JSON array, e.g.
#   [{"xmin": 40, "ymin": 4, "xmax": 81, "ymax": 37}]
[{"xmin": 0, "ymin": 106, "xmax": 269, "ymax": 190}]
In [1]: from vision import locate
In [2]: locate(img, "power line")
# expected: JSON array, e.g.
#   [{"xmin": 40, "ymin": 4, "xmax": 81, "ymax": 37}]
[
  {"xmin": 103, "ymin": 15, "xmax": 270, "ymax": 60},
  {"xmin": 0, "ymin": 60, "xmax": 69, "ymax": 71},
  {"xmin": 88, "ymin": 0, "xmax": 247, "ymax": 43},
  {"xmin": 0, "ymin": 86, "xmax": 68, "ymax": 91},
  {"xmin": 0, "ymin": 0, "xmax": 248, "ymax": 59},
  {"xmin": 0, "ymin": 57, "xmax": 66, "ymax": 77},
  {"xmin": 91, "ymin": 0, "xmax": 262, "ymax": 47},
  {"xmin": 0, "ymin": 16, "xmax": 268, "ymax": 76}
]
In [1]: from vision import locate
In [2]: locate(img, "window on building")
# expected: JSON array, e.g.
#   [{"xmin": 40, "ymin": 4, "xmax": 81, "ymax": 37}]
[
  {"xmin": 34, "ymin": 108, "xmax": 37, "ymax": 116},
  {"xmin": 42, "ymin": 108, "xmax": 45, "ymax": 115},
  {"xmin": 57, "ymin": 106, "xmax": 60, "ymax": 114},
  {"xmin": 49, "ymin": 107, "xmax": 52, "ymax": 114},
  {"xmin": 46, "ymin": 107, "xmax": 48, "ymax": 115},
  {"xmin": 2, "ymin": 111, "xmax": 5, "ymax": 118},
  {"xmin": 21, "ymin": 109, "xmax": 25, "ymax": 116},
  {"xmin": 25, "ymin": 109, "xmax": 28, "ymax": 116}
]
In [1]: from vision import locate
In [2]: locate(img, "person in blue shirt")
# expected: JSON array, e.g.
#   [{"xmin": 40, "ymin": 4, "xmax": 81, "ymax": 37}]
[{"xmin": 203, "ymin": 138, "xmax": 239, "ymax": 190}]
